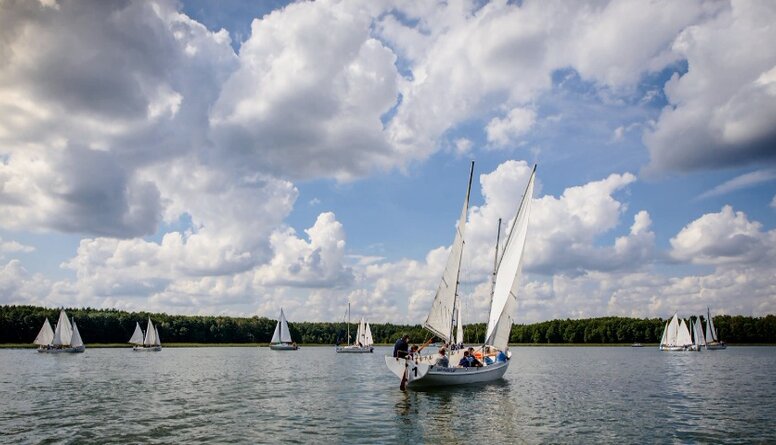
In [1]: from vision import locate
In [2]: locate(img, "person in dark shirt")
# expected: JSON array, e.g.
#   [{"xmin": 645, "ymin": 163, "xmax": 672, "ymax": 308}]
[
  {"xmin": 393, "ymin": 334, "xmax": 410, "ymax": 358},
  {"xmin": 458, "ymin": 350, "xmax": 472, "ymax": 367}
]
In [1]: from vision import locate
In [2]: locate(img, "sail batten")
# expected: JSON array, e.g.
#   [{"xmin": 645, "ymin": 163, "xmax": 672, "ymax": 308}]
[
  {"xmin": 485, "ymin": 166, "xmax": 536, "ymax": 351},
  {"xmin": 423, "ymin": 162, "xmax": 474, "ymax": 343}
]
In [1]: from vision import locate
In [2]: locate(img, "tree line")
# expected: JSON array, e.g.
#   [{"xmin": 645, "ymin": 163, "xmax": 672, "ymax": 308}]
[{"xmin": 2, "ymin": 305, "xmax": 775, "ymax": 345}]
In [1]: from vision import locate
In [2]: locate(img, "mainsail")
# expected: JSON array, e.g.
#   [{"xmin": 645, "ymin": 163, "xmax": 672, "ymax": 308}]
[
  {"xmin": 423, "ymin": 162, "xmax": 474, "ymax": 343},
  {"xmin": 34, "ymin": 318, "xmax": 54, "ymax": 346},
  {"xmin": 705, "ymin": 307, "xmax": 718, "ymax": 342},
  {"xmin": 677, "ymin": 319, "xmax": 692, "ymax": 347},
  {"xmin": 52, "ymin": 310, "xmax": 73, "ymax": 346},
  {"xmin": 154, "ymin": 327, "xmax": 161, "ymax": 347},
  {"xmin": 129, "ymin": 322, "xmax": 144, "ymax": 345},
  {"xmin": 455, "ymin": 304, "xmax": 463, "ymax": 345},
  {"xmin": 485, "ymin": 165, "xmax": 536, "ymax": 351},
  {"xmin": 693, "ymin": 316, "xmax": 705, "ymax": 348},
  {"xmin": 143, "ymin": 318, "xmax": 158, "ymax": 347}
]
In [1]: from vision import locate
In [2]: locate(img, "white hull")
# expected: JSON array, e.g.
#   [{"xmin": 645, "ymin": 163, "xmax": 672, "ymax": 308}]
[
  {"xmin": 659, "ymin": 344, "xmax": 692, "ymax": 351},
  {"xmin": 133, "ymin": 345, "xmax": 162, "ymax": 351},
  {"xmin": 705, "ymin": 342, "xmax": 727, "ymax": 350},
  {"xmin": 384, "ymin": 355, "xmax": 509, "ymax": 388},
  {"xmin": 269, "ymin": 343, "xmax": 298, "ymax": 350},
  {"xmin": 37, "ymin": 346, "xmax": 85, "ymax": 353},
  {"xmin": 336, "ymin": 345, "xmax": 373, "ymax": 353}
]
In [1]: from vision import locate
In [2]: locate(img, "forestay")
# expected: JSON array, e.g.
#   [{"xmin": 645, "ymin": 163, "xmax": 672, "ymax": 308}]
[
  {"xmin": 423, "ymin": 162, "xmax": 473, "ymax": 343},
  {"xmin": 485, "ymin": 166, "xmax": 536, "ymax": 351}
]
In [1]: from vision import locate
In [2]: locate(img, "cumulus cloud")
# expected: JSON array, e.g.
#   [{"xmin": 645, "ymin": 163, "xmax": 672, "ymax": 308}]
[
  {"xmin": 669, "ymin": 205, "xmax": 775, "ymax": 265},
  {"xmin": 0, "ymin": 238, "xmax": 34, "ymax": 254},
  {"xmin": 644, "ymin": 0, "xmax": 776, "ymax": 173},
  {"xmin": 486, "ymin": 107, "xmax": 536, "ymax": 147}
]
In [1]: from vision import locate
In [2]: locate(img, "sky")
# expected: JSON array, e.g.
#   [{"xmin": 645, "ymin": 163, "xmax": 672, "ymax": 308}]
[{"xmin": 0, "ymin": 0, "xmax": 775, "ymax": 324}]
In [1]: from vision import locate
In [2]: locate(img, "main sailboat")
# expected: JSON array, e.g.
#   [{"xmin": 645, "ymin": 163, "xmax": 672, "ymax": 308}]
[
  {"xmin": 659, "ymin": 313, "xmax": 693, "ymax": 351},
  {"xmin": 34, "ymin": 310, "xmax": 85, "ymax": 353},
  {"xmin": 385, "ymin": 161, "xmax": 536, "ymax": 387},
  {"xmin": 129, "ymin": 318, "xmax": 162, "ymax": 351},
  {"xmin": 269, "ymin": 308, "xmax": 298, "ymax": 350},
  {"xmin": 704, "ymin": 307, "xmax": 726, "ymax": 350}
]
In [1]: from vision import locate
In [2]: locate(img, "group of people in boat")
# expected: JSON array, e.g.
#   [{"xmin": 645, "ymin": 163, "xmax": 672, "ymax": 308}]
[{"xmin": 392, "ymin": 334, "xmax": 507, "ymax": 368}]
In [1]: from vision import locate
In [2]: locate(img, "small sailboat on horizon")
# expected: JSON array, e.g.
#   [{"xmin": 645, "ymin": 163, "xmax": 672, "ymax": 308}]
[
  {"xmin": 34, "ymin": 310, "xmax": 85, "ymax": 353},
  {"xmin": 704, "ymin": 307, "xmax": 727, "ymax": 350},
  {"xmin": 269, "ymin": 308, "xmax": 298, "ymax": 350},
  {"xmin": 336, "ymin": 302, "xmax": 374, "ymax": 353},
  {"xmin": 129, "ymin": 318, "xmax": 162, "ymax": 351},
  {"xmin": 659, "ymin": 313, "xmax": 693, "ymax": 351}
]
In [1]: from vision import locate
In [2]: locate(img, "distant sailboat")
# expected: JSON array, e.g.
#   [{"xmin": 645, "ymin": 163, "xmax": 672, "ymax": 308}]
[
  {"xmin": 35, "ymin": 310, "xmax": 85, "ymax": 353},
  {"xmin": 269, "ymin": 308, "xmax": 298, "ymax": 350},
  {"xmin": 704, "ymin": 307, "xmax": 727, "ymax": 350},
  {"xmin": 130, "ymin": 318, "xmax": 162, "ymax": 351},
  {"xmin": 691, "ymin": 316, "xmax": 706, "ymax": 351},
  {"xmin": 336, "ymin": 302, "xmax": 374, "ymax": 353},
  {"xmin": 659, "ymin": 313, "xmax": 693, "ymax": 351},
  {"xmin": 385, "ymin": 162, "xmax": 536, "ymax": 387}
]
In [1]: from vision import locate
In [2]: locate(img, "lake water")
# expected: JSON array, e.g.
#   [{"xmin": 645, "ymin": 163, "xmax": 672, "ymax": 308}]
[{"xmin": 1, "ymin": 346, "xmax": 774, "ymax": 444}]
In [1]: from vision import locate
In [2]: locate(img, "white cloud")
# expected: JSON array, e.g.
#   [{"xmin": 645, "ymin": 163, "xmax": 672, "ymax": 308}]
[
  {"xmin": 0, "ymin": 238, "xmax": 35, "ymax": 254},
  {"xmin": 486, "ymin": 107, "xmax": 536, "ymax": 147},
  {"xmin": 670, "ymin": 205, "xmax": 775, "ymax": 265},
  {"xmin": 644, "ymin": 0, "xmax": 776, "ymax": 173},
  {"xmin": 698, "ymin": 168, "xmax": 776, "ymax": 199}
]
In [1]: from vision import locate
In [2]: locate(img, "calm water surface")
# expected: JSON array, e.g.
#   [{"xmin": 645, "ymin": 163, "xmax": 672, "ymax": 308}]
[{"xmin": 1, "ymin": 346, "xmax": 774, "ymax": 444}]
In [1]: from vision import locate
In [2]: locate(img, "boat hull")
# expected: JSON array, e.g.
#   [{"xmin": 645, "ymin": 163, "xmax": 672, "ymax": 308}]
[
  {"xmin": 269, "ymin": 343, "xmax": 298, "ymax": 350},
  {"xmin": 133, "ymin": 346, "xmax": 162, "ymax": 351},
  {"xmin": 705, "ymin": 342, "xmax": 727, "ymax": 350},
  {"xmin": 37, "ymin": 346, "xmax": 85, "ymax": 353},
  {"xmin": 659, "ymin": 345, "xmax": 692, "ymax": 351},
  {"xmin": 384, "ymin": 355, "xmax": 509, "ymax": 388},
  {"xmin": 336, "ymin": 345, "xmax": 373, "ymax": 353}
]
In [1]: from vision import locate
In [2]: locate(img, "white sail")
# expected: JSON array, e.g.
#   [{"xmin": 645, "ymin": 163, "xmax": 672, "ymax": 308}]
[
  {"xmin": 70, "ymin": 321, "xmax": 84, "ymax": 348},
  {"xmin": 706, "ymin": 307, "xmax": 718, "ymax": 342},
  {"xmin": 355, "ymin": 318, "xmax": 365, "ymax": 345},
  {"xmin": 677, "ymin": 319, "xmax": 692, "ymax": 347},
  {"xmin": 144, "ymin": 318, "xmax": 157, "ymax": 347},
  {"xmin": 423, "ymin": 162, "xmax": 474, "ymax": 342},
  {"xmin": 52, "ymin": 310, "xmax": 73, "ymax": 346},
  {"xmin": 154, "ymin": 327, "xmax": 161, "ymax": 346},
  {"xmin": 485, "ymin": 166, "xmax": 536, "ymax": 351},
  {"xmin": 660, "ymin": 319, "xmax": 669, "ymax": 345},
  {"xmin": 272, "ymin": 308, "xmax": 293, "ymax": 344},
  {"xmin": 34, "ymin": 318, "xmax": 54, "ymax": 346},
  {"xmin": 455, "ymin": 304, "xmax": 463, "ymax": 345},
  {"xmin": 271, "ymin": 319, "xmax": 282, "ymax": 344},
  {"xmin": 364, "ymin": 322, "xmax": 374, "ymax": 347},
  {"xmin": 664, "ymin": 313, "xmax": 680, "ymax": 346},
  {"xmin": 693, "ymin": 317, "xmax": 705, "ymax": 347},
  {"xmin": 128, "ymin": 322, "xmax": 144, "ymax": 345}
]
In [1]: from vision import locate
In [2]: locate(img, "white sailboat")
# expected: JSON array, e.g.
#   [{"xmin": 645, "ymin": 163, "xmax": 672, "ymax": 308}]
[
  {"xmin": 130, "ymin": 318, "xmax": 162, "ymax": 351},
  {"xmin": 336, "ymin": 302, "xmax": 374, "ymax": 353},
  {"xmin": 704, "ymin": 307, "xmax": 727, "ymax": 350},
  {"xmin": 691, "ymin": 316, "xmax": 706, "ymax": 351},
  {"xmin": 385, "ymin": 161, "xmax": 536, "ymax": 388},
  {"xmin": 35, "ymin": 310, "xmax": 85, "ymax": 353},
  {"xmin": 659, "ymin": 313, "xmax": 693, "ymax": 351},
  {"xmin": 269, "ymin": 308, "xmax": 298, "ymax": 350}
]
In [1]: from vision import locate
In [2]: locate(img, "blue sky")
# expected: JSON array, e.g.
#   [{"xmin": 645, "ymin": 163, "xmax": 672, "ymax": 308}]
[{"xmin": 0, "ymin": 0, "xmax": 774, "ymax": 323}]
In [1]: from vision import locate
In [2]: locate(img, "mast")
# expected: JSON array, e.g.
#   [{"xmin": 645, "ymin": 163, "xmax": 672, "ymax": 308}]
[
  {"xmin": 487, "ymin": 218, "xmax": 502, "ymax": 342},
  {"xmin": 347, "ymin": 302, "xmax": 350, "ymax": 346},
  {"xmin": 448, "ymin": 160, "xmax": 474, "ymax": 342}
]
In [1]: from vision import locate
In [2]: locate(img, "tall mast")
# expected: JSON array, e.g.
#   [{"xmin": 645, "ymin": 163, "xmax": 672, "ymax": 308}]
[
  {"xmin": 347, "ymin": 301, "xmax": 351, "ymax": 346},
  {"xmin": 486, "ymin": 218, "xmax": 502, "ymax": 343},
  {"xmin": 448, "ymin": 160, "xmax": 474, "ymax": 342}
]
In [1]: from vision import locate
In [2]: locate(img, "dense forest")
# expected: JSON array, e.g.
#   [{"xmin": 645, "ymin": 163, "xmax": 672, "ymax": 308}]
[{"xmin": 2, "ymin": 305, "xmax": 775, "ymax": 345}]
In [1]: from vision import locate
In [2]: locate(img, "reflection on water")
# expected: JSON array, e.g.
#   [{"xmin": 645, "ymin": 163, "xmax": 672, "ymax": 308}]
[{"xmin": 1, "ymin": 346, "xmax": 774, "ymax": 444}]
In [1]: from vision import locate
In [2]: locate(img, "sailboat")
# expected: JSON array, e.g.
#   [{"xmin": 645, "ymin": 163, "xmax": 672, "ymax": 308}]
[
  {"xmin": 336, "ymin": 302, "xmax": 374, "ymax": 353},
  {"xmin": 659, "ymin": 313, "xmax": 693, "ymax": 351},
  {"xmin": 691, "ymin": 316, "xmax": 706, "ymax": 351},
  {"xmin": 704, "ymin": 307, "xmax": 727, "ymax": 350},
  {"xmin": 129, "ymin": 318, "xmax": 162, "ymax": 351},
  {"xmin": 269, "ymin": 308, "xmax": 298, "ymax": 350},
  {"xmin": 34, "ymin": 310, "xmax": 85, "ymax": 353},
  {"xmin": 385, "ymin": 161, "xmax": 536, "ymax": 388}
]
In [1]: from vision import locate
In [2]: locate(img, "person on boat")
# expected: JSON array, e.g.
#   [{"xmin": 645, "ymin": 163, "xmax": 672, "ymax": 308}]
[
  {"xmin": 393, "ymin": 334, "xmax": 410, "ymax": 358},
  {"xmin": 458, "ymin": 350, "xmax": 472, "ymax": 367},
  {"xmin": 407, "ymin": 344, "xmax": 419, "ymax": 360},
  {"xmin": 435, "ymin": 347, "xmax": 449, "ymax": 368}
]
